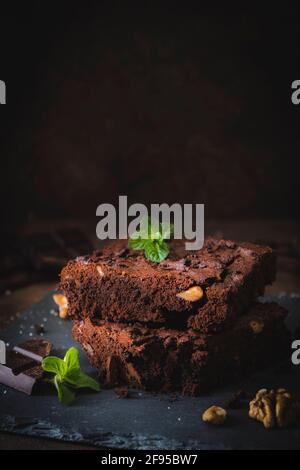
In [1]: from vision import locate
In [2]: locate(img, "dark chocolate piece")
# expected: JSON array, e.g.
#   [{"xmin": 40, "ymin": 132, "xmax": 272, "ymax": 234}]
[
  {"xmin": 0, "ymin": 365, "xmax": 39, "ymax": 395},
  {"xmin": 13, "ymin": 338, "xmax": 52, "ymax": 363},
  {"xmin": 5, "ymin": 349, "xmax": 37, "ymax": 375},
  {"xmin": 0, "ymin": 338, "xmax": 52, "ymax": 394}
]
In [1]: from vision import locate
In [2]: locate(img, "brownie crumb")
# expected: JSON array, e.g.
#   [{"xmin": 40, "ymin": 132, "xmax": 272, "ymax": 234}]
[
  {"xmin": 225, "ymin": 389, "xmax": 247, "ymax": 409},
  {"xmin": 34, "ymin": 324, "xmax": 45, "ymax": 335},
  {"xmin": 115, "ymin": 387, "xmax": 130, "ymax": 399}
]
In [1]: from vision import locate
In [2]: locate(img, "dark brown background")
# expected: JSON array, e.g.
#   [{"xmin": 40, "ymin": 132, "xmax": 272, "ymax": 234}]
[
  {"xmin": 1, "ymin": 3, "xmax": 300, "ymax": 236},
  {"xmin": 0, "ymin": 4, "xmax": 300, "ymax": 449}
]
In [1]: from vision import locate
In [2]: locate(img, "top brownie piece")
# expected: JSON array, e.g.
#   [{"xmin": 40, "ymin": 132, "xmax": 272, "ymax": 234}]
[{"xmin": 60, "ymin": 237, "xmax": 276, "ymax": 331}]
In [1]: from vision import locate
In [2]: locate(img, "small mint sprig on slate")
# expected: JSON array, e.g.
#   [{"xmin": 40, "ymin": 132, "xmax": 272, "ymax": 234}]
[
  {"xmin": 42, "ymin": 347, "xmax": 100, "ymax": 405},
  {"xmin": 128, "ymin": 218, "xmax": 174, "ymax": 263}
]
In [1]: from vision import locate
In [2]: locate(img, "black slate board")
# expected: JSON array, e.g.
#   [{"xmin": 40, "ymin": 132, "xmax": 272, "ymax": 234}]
[{"xmin": 0, "ymin": 292, "xmax": 300, "ymax": 450}]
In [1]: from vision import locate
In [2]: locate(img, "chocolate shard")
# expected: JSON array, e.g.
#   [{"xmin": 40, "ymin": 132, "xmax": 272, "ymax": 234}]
[
  {"xmin": 0, "ymin": 338, "xmax": 52, "ymax": 394},
  {"xmin": 13, "ymin": 338, "xmax": 52, "ymax": 363},
  {"xmin": 5, "ymin": 349, "xmax": 37, "ymax": 375},
  {"xmin": 0, "ymin": 366, "xmax": 38, "ymax": 395}
]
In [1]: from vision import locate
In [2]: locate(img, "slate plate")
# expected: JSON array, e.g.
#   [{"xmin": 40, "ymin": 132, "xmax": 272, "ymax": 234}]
[{"xmin": 0, "ymin": 292, "xmax": 300, "ymax": 450}]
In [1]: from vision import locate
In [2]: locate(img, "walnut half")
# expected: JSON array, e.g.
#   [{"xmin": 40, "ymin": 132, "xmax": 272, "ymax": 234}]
[{"xmin": 249, "ymin": 388, "xmax": 300, "ymax": 429}]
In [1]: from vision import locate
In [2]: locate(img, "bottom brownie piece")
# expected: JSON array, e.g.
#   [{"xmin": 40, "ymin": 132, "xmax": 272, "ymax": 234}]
[{"xmin": 72, "ymin": 302, "xmax": 290, "ymax": 395}]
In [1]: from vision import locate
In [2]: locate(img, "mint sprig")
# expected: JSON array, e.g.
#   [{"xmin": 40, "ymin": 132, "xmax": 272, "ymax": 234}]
[
  {"xmin": 128, "ymin": 218, "xmax": 173, "ymax": 263},
  {"xmin": 42, "ymin": 347, "xmax": 100, "ymax": 405}
]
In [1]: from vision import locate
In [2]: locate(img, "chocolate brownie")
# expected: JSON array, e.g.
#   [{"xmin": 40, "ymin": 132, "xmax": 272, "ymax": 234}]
[
  {"xmin": 61, "ymin": 238, "xmax": 275, "ymax": 332},
  {"xmin": 72, "ymin": 302, "xmax": 289, "ymax": 395}
]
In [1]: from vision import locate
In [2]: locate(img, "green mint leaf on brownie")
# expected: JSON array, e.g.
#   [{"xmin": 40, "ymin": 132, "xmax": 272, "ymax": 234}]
[
  {"xmin": 128, "ymin": 217, "xmax": 173, "ymax": 263},
  {"xmin": 145, "ymin": 239, "xmax": 169, "ymax": 263},
  {"xmin": 42, "ymin": 355, "xmax": 67, "ymax": 379},
  {"xmin": 128, "ymin": 237, "xmax": 148, "ymax": 250},
  {"xmin": 42, "ymin": 347, "xmax": 100, "ymax": 405}
]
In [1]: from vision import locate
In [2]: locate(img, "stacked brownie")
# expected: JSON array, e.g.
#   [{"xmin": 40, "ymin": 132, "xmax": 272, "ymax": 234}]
[{"xmin": 60, "ymin": 238, "xmax": 290, "ymax": 395}]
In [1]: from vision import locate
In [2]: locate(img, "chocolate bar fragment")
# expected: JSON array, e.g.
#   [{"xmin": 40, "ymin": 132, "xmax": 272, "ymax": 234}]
[
  {"xmin": 0, "ymin": 363, "xmax": 42, "ymax": 395},
  {"xmin": 5, "ymin": 350, "xmax": 37, "ymax": 375},
  {"xmin": 0, "ymin": 338, "xmax": 52, "ymax": 394},
  {"xmin": 61, "ymin": 238, "xmax": 275, "ymax": 332},
  {"xmin": 13, "ymin": 339, "xmax": 52, "ymax": 363},
  {"xmin": 72, "ymin": 302, "xmax": 290, "ymax": 396}
]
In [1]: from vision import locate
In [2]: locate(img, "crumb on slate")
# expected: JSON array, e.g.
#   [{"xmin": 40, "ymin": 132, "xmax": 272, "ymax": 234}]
[
  {"xmin": 115, "ymin": 387, "xmax": 130, "ymax": 399},
  {"xmin": 34, "ymin": 324, "xmax": 45, "ymax": 335},
  {"xmin": 224, "ymin": 389, "xmax": 247, "ymax": 409}
]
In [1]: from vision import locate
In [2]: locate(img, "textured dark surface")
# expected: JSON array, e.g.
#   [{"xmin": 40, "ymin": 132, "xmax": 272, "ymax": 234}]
[{"xmin": 0, "ymin": 292, "xmax": 300, "ymax": 450}]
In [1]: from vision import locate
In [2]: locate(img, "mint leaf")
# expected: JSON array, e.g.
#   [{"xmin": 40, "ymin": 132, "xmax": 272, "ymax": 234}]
[
  {"xmin": 54, "ymin": 376, "xmax": 75, "ymax": 405},
  {"xmin": 64, "ymin": 347, "xmax": 80, "ymax": 368},
  {"xmin": 128, "ymin": 217, "xmax": 172, "ymax": 263},
  {"xmin": 42, "ymin": 356, "xmax": 66, "ymax": 379},
  {"xmin": 128, "ymin": 237, "xmax": 147, "ymax": 250},
  {"xmin": 145, "ymin": 240, "xmax": 169, "ymax": 263},
  {"xmin": 139, "ymin": 216, "xmax": 153, "ymax": 239},
  {"xmin": 42, "ymin": 347, "xmax": 100, "ymax": 405},
  {"xmin": 71, "ymin": 371, "xmax": 101, "ymax": 391},
  {"xmin": 64, "ymin": 347, "xmax": 80, "ymax": 373}
]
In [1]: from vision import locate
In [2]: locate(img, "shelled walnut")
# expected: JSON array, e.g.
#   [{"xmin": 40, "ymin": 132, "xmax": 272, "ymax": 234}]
[{"xmin": 249, "ymin": 388, "xmax": 300, "ymax": 428}]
